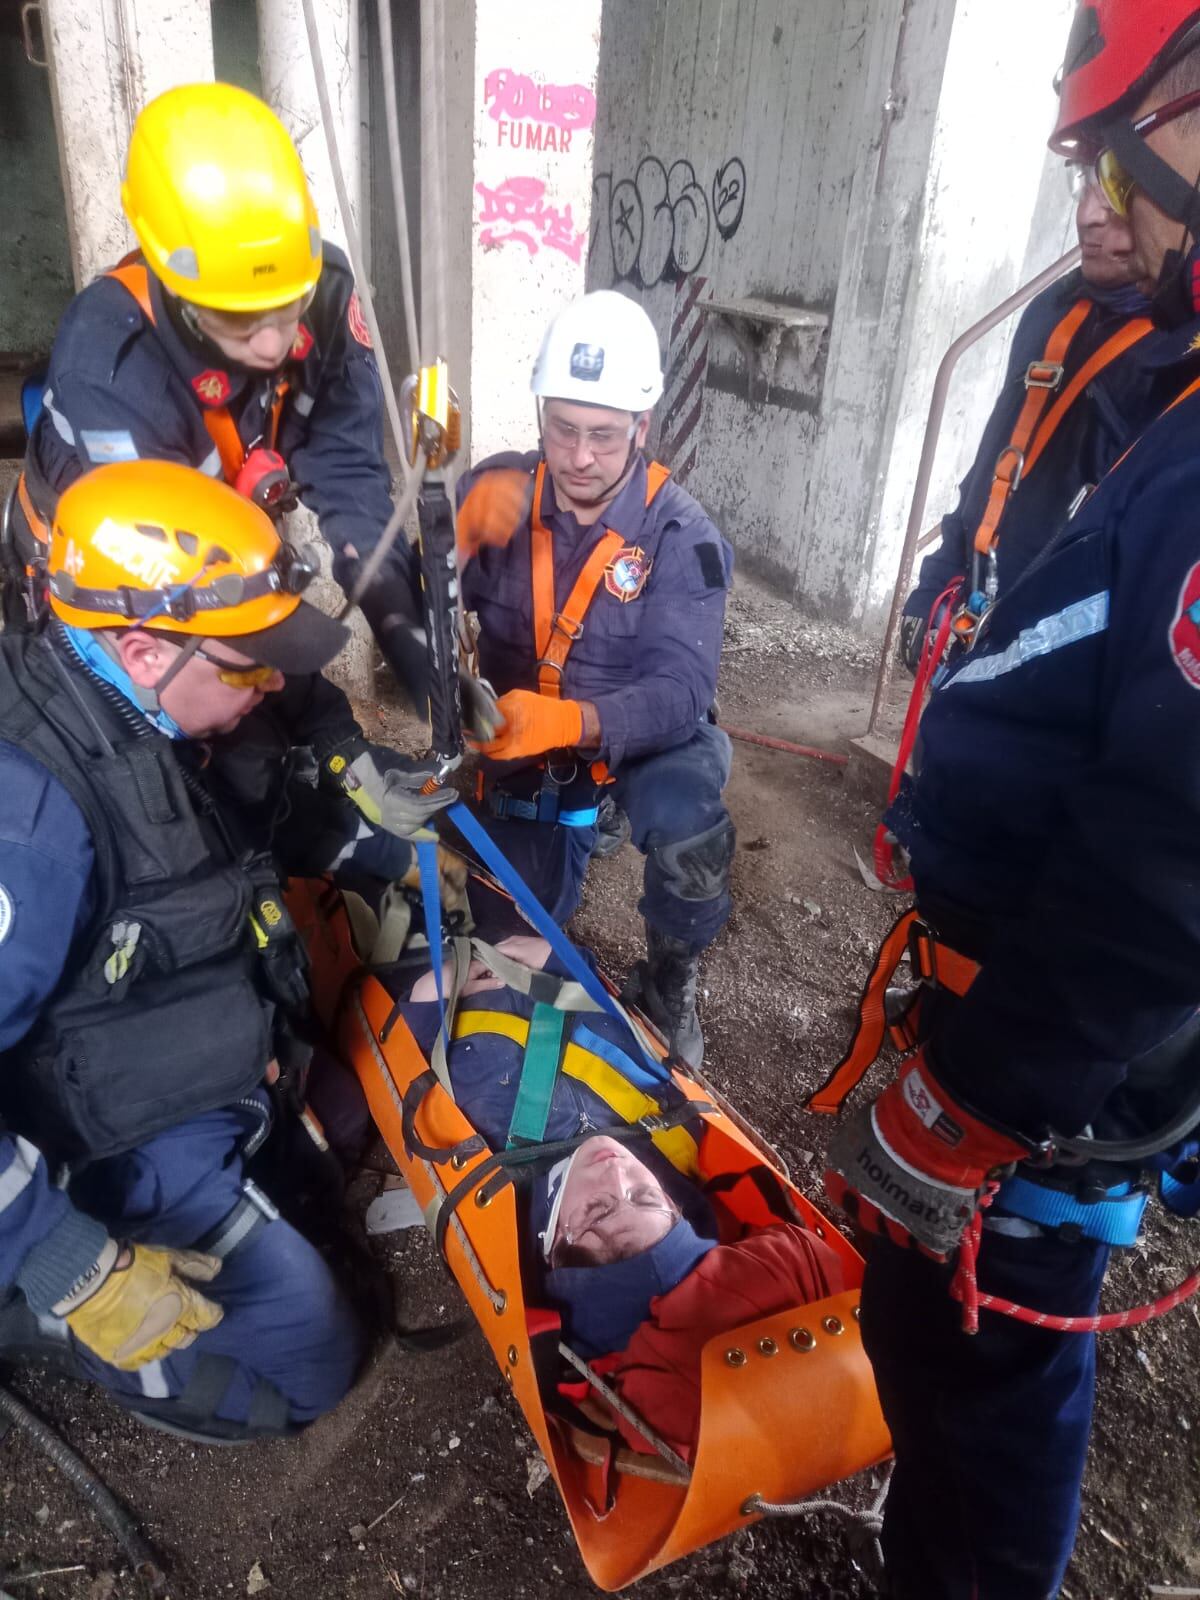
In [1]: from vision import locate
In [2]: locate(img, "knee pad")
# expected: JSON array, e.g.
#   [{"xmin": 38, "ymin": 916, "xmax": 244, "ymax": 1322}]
[{"xmin": 649, "ymin": 817, "xmax": 736, "ymax": 902}]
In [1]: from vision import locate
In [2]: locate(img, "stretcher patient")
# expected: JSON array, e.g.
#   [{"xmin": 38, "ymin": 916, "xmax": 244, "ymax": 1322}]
[{"xmin": 366, "ymin": 921, "xmax": 850, "ymax": 1465}]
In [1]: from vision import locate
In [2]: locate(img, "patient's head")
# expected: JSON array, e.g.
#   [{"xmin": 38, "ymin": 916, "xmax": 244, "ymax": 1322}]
[{"xmin": 545, "ymin": 1137, "xmax": 679, "ymax": 1267}]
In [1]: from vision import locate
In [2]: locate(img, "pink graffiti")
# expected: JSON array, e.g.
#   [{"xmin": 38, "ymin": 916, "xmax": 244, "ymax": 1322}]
[
  {"xmin": 484, "ymin": 67, "xmax": 596, "ymax": 132},
  {"xmin": 475, "ymin": 177, "xmax": 586, "ymax": 264}
]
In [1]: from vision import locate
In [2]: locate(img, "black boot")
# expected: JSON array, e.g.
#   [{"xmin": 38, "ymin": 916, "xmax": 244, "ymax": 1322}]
[
  {"xmin": 624, "ymin": 926, "xmax": 704, "ymax": 1068},
  {"xmin": 591, "ymin": 793, "xmax": 631, "ymax": 859}
]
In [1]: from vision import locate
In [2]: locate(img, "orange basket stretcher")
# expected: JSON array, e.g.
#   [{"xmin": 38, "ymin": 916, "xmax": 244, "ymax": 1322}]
[{"xmin": 290, "ymin": 877, "xmax": 891, "ymax": 1591}]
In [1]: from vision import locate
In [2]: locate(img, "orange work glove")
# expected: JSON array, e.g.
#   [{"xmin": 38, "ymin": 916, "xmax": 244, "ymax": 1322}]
[
  {"xmin": 474, "ymin": 689, "xmax": 584, "ymax": 762},
  {"xmin": 456, "ymin": 470, "xmax": 531, "ymax": 562}
]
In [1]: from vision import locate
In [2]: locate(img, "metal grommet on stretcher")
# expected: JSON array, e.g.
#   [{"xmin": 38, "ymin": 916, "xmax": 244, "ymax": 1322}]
[
  {"xmin": 493, "ymin": 1292, "xmax": 507, "ymax": 1316},
  {"xmin": 822, "ymin": 1316, "xmax": 845, "ymax": 1337},
  {"xmin": 788, "ymin": 1327, "xmax": 816, "ymax": 1353},
  {"xmin": 725, "ymin": 1347, "xmax": 747, "ymax": 1368},
  {"xmin": 757, "ymin": 1337, "xmax": 778, "ymax": 1358},
  {"xmin": 507, "ymin": 1345, "xmax": 519, "ymax": 1366}
]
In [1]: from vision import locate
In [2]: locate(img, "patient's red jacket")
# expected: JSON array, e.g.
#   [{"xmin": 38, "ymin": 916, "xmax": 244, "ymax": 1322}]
[{"xmin": 592, "ymin": 1223, "xmax": 848, "ymax": 1462}]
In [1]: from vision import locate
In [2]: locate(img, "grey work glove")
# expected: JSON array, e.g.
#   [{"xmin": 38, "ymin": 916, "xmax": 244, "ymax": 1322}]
[{"xmin": 459, "ymin": 672, "xmax": 500, "ymax": 742}]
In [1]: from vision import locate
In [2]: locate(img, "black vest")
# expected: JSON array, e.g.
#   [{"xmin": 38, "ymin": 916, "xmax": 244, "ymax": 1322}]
[{"xmin": 0, "ymin": 635, "xmax": 277, "ymax": 1162}]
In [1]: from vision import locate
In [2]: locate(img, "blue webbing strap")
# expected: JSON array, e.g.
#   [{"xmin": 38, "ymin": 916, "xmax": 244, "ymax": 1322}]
[
  {"xmin": 996, "ymin": 1174, "xmax": 1148, "ymax": 1246},
  {"xmin": 415, "ymin": 835, "xmax": 448, "ymax": 1060},
  {"xmin": 446, "ymin": 800, "xmax": 668, "ymax": 1081}
]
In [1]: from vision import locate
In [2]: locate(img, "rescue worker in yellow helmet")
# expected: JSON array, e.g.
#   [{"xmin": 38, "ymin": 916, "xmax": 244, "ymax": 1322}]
[
  {"xmin": 0, "ymin": 460, "xmax": 463, "ymax": 1440},
  {"xmin": 0, "ymin": 81, "xmax": 472, "ymax": 828}
]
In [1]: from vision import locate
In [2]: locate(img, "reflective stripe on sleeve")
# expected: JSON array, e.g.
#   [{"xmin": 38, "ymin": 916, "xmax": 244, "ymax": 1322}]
[
  {"xmin": 0, "ymin": 1137, "xmax": 41, "ymax": 1212},
  {"xmin": 946, "ymin": 592, "xmax": 1109, "ymax": 689}
]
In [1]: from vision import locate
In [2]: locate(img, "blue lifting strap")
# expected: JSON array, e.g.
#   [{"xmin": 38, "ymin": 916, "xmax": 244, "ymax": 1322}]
[
  {"xmin": 446, "ymin": 801, "xmax": 668, "ymax": 1081},
  {"xmin": 415, "ymin": 835, "xmax": 449, "ymax": 1056},
  {"xmin": 996, "ymin": 1173, "xmax": 1148, "ymax": 1246},
  {"xmin": 506, "ymin": 1004, "xmax": 566, "ymax": 1148},
  {"xmin": 1160, "ymin": 1164, "xmax": 1200, "ymax": 1218}
]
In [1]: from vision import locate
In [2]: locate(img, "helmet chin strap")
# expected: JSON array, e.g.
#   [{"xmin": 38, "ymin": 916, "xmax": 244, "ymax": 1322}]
[
  {"xmin": 1104, "ymin": 118, "xmax": 1200, "ymax": 324},
  {"xmin": 170, "ymin": 293, "xmax": 290, "ymax": 377}
]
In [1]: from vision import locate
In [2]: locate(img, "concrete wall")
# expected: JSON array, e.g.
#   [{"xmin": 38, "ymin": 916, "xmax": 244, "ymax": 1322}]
[
  {"xmin": 590, "ymin": 0, "xmax": 1076, "ymax": 629},
  {"xmin": 435, "ymin": 0, "xmax": 601, "ymax": 463},
  {"xmin": 0, "ymin": 12, "xmax": 73, "ymax": 356}
]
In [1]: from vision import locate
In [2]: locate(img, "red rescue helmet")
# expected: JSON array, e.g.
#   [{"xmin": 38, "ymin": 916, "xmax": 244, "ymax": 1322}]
[{"xmin": 1052, "ymin": 1, "xmax": 1200, "ymax": 153}]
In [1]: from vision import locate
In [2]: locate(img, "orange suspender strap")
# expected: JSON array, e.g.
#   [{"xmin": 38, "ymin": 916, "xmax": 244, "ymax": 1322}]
[
  {"xmin": 971, "ymin": 299, "xmax": 1094, "ymax": 559},
  {"xmin": 1021, "ymin": 316, "xmax": 1154, "ymax": 481},
  {"xmin": 530, "ymin": 458, "xmax": 672, "ymax": 699},
  {"xmin": 806, "ymin": 910, "xmax": 980, "ymax": 1114},
  {"xmin": 103, "ymin": 260, "xmax": 290, "ymax": 484},
  {"xmin": 16, "ymin": 473, "xmax": 49, "ymax": 542}
]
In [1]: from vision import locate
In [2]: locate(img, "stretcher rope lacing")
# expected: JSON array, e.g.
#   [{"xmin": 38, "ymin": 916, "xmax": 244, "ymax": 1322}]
[
  {"xmin": 557, "ymin": 1340, "xmax": 691, "ymax": 1479},
  {"xmin": 352, "ymin": 990, "xmax": 506, "ymax": 1312}
]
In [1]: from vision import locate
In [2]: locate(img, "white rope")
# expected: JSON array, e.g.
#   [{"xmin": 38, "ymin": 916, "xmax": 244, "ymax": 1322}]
[
  {"xmin": 418, "ymin": 0, "xmax": 450, "ymax": 362},
  {"xmin": 373, "ymin": 0, "xmax": 421, "ymax": 371},
  {"xmin": 557, "ymin": 1340, "xmax": 692, "ymax": 1480}
]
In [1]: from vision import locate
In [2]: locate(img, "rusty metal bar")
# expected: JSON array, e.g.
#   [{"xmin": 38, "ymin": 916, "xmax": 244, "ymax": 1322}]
[{"xmin": 866, "ymin": 246, "xmax": 1082, "ymax": 736}]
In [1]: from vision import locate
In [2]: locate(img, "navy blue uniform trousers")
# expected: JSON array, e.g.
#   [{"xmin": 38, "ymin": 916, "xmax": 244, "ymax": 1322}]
[
  {"xmin": 860, "ymin": 1228, "xmax": 1108, "ymax": 1598},
  {"xmin": 481, "ymin": 720, "xmax": 733, "ymax": 947},
  {"xmin": 66, "ymin": 1095, "xmax": 363, "ymax": 1432}
]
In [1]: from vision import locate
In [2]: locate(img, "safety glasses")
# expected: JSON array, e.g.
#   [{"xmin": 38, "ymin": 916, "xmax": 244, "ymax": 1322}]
[
  {"xmin": 543, "ymin": 414, "xmax": 637, "ymax": 457},
  {"xmin": 1095, "ymin": 89, "xmax": 1200, "ymax": 217},
  {"xmin": 190, "ymin": 286, "xmax": 317, "ymax": 343},
  {"xmin": 192, "ymin": 646, "xmax": 279, "ymax": 688}
]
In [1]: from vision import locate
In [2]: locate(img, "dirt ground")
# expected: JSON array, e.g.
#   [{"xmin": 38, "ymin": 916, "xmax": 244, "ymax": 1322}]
[{"xmin": 2, "ymin": 575, "xmax": 1198, "ymax": 1600}]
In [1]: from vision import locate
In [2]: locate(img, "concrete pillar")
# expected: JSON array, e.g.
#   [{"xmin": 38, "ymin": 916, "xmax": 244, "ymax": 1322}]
[
  {"xmin": 428, "ymin": 0, "xmax": 603, "ymax": 464},
  {"xmin": 257, "ymin": 0, "xmax": 376, "ymax": 700},
  {"xmin": 41, "ymin": 0, "xmax": 214, "ymax": 288},
  {"xmin": 821, "ymin": 0, "xmax": 1078, "ymax": 626},
  {"xmin": 256, "ymin": 0, "xmax": 360, "ymax": 249}
]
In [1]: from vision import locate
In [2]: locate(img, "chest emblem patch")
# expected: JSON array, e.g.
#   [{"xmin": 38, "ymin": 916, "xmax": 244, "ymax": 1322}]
[
  {"xmin": 604, "ymin": 545, "xmax": 652, "ymax": 603},
  {"xmin": 291, "ymin": 323, "xmax": 314, "ymax": 360},
  {"xmin": 192, "ymin": 369, "xmax": 232, "ymax": 406},
  {"xmin": 1170, "ymin": 561, "xmax": 1200, "ymax": 690}
]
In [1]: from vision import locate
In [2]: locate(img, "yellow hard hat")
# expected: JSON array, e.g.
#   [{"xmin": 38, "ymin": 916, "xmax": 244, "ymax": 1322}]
[
  {"xmin": 48, "ymin": 462, "xmax": 346, "ymax": 673},
  {"xmin": 122, "ymin": 82, "xmax": 323, "ymax": 313}
]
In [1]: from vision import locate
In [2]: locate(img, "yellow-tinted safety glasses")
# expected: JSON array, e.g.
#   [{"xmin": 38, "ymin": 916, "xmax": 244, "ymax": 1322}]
[
  {"xmin": 193, "ymin": 646, "xmax": 279, "ymax": 688},
  {"xmin": 1095, "ymin": 88, "xmax": 1200, "ymax": 217}
]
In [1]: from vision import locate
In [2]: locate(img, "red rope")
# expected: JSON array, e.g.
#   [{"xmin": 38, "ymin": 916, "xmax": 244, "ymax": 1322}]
[
  {"xmin": 873, "ymin": 579, "xmax": 962, "ymax": 892},
  {"xmin": 950, "ymin": 1195, "xmax": 1200, "ymax": 1334}
]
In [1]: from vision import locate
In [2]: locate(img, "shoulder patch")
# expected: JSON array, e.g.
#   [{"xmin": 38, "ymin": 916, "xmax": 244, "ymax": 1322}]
[
  {"xmin": 1170, "ymin": 561, "xmax": 1200, "ymax": 690},
  {"xmin": 80, "ymin": 428, "xmax": 140, "ymax": 465},
  {"xmin": 694, "ymin": 542, "xmax": 728, "ymax": 591},
  {"xmin": 0, "ymin": 884, "xmax": 13, "ymax": 946},
  {"xmin": 347, "ymin": 292, "xmax": 372, "ymax": 348}
]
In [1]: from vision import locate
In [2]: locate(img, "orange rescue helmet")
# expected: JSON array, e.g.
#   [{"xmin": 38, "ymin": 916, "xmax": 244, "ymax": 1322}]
[
  {"xmin": 121, "ymin": 82, "xmax": 323, "ymax": 313},
  {"xmin": 48, "ymin": 462, "xmax": 347, "ymax": 674}
]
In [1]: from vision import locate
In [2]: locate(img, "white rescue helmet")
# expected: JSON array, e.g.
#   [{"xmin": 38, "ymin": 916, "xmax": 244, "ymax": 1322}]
[{"xmin": 531, "ymin": 290, "xmax": 664, "ymax": 412}]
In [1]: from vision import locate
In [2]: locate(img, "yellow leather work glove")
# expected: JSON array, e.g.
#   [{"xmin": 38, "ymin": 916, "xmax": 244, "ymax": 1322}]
[
  {"xmin": 456, "ymin": 469, "xmax": 531, "ymax": 563},
  {"xmin": 472, "ymin": 689, "xmax": 584, "ymax": 763},
  {"xmin": 55, "ymin": 1240, "xmax": 223, "ymax": 1371}
]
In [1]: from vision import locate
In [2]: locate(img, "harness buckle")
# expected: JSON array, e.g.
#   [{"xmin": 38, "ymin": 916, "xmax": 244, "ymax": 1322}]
[
  {"xmin": 1024, "ymin": 360, "xmax": 1064, "ymax": 391},
  {"xmin": 552, "ymin": 611, "xmax": 585, "ymax": 642},
  {"xmin": 535, "ymin": 656, "xmax": 565, "ymax": 683},
  {"xmin": 992, "ymin": 444, "xmax": 1026, "ymax": 494}
]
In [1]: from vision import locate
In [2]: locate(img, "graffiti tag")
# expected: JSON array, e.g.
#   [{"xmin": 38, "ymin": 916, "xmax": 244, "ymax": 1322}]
[
  {"xmin": 484, "ymin": 67, "xmax": 596, "ymax": 138},
  {"xmin": 475, "ymin": 177, "xmax": 587, "ymax": 263},
  {"xmin": 591, "ymin": 154, "xmax": 746, "ymax": 287}
]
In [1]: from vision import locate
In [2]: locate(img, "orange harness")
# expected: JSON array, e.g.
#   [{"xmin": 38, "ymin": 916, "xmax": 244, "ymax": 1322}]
[
  {"xmin": 969, "ymin": 301, "xmax": 1154, "ymax": 570},
  {"xmin": 105, "ymin": 260, "xmax": 289, "ymax": 484},
  {"xmin": 530, "ymin": 457, "xmax": 671, "ymax": 699},
  {"xmin": 807, "ymin": 909, "xmax": 979, "ymax": 1114}
]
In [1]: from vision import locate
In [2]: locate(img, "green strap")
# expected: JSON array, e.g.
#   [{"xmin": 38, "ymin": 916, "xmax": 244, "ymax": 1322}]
[{"xmin": 506, "ymin": 1003, "xmax": 566, "ymax": 1148}]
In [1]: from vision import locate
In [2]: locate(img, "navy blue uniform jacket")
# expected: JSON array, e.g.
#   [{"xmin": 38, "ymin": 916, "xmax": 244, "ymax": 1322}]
[
  {"xmin": 890, "ymin": 317, "xmax": 1200, "ymax": 1141},
  {"xmin": 460, "ymin": 454, "xmax": 733, "ymax": 771},
  {"xmin": 27, "ymin": 242, "xmax": 407, "ymax": 583},
  {"xmin": 906, "ymin": 273, "xmax": 1171, "ymax": 621}
]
